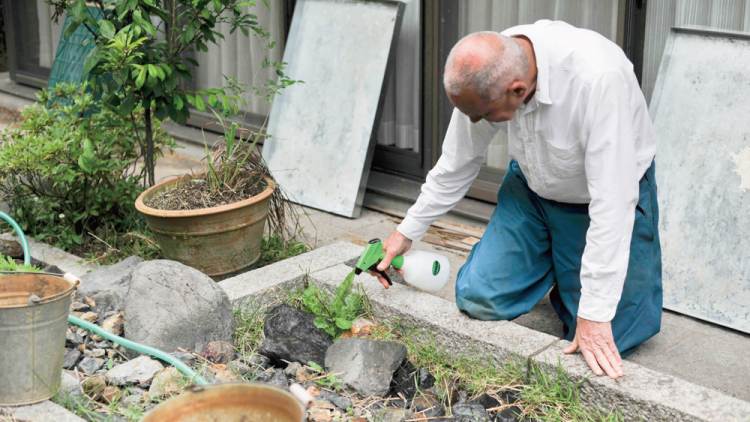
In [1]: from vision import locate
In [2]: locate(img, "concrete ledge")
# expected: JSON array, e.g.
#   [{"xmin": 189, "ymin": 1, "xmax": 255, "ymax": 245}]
[
  {"xmin": 0, "ymin": 233, "xmax": 96, "ymax": 275},
  {"xmin": 218, "ymin": 241, "xmax": 750, "ymax": 422},
  {"xmin": 531, "ymin": 341, "xmax": 750, "ymax": 422},
  {"xmin": 309, "ymin": 264, "xmax": 559, "ymax": 363},
  {"xmin": 218, "ymin": 241, "xmax": 365, "ymax": 309},
  {"xmin": 1, "ymin": 400, "xmax": 85, "ymax": 422}
]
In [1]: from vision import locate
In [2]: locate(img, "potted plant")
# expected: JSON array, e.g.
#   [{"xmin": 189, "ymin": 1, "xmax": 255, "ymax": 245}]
[{"xmin": 135, "ymin": 104, "xmax": 285, "ymax": 279}]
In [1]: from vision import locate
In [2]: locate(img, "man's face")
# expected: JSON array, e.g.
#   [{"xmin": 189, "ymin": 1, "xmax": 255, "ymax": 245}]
[{"xmin": 449, "ymin": 87, "xmax": 525, "ymax": 124}]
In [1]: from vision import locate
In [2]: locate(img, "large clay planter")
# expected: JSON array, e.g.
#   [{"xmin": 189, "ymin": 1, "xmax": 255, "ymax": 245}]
[{"xmin": 135, "ymin": 174, "xmax": 275, "ymax": 281}]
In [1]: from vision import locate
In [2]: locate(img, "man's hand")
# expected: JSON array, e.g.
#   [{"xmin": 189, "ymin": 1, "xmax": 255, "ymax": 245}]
[
  {"xmin": 369, "ymin": 230, "xmax": 413, "ymax": 289},
  {"xmin": 563, "ymin": 317, "xmax": 624, "ymax": 379}
]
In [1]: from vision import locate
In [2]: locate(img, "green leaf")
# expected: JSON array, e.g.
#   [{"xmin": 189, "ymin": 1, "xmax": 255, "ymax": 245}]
[
  {"xmin": 212, "ymin": 0, "xmax": 222, "ymax": 11},
  {"xmin": 63, "ymin": 21, "xmax": 81, "ymax": 40},
  {"xmin": 208, "ymin": 93, "xmax": 218, "ymax": 107},
  {"xmin": 261, "ymin": 0, "xmax": 270, "ymax": 8},
  {"xmin": 308, "ymin": 362, "xmax": 323, "ymax": 371},
  {"xmin": 83, "ymin": 44, "xmax": 103, "ymax": 76},
  {"xmin": 98, "ymin": 20, "xmax": 116, "ymax": 39},
  {"xmin": 334, "ymin": 318, "xmax": 353, "ymax": 330},
  {"xmin": 276, "ymin": 69, "xmax": 284, "ymax": 77},
  {"xmin": 135, "ymin": 66, "xmax": 147, "ymax": 88},
  {"xmin": 173, "ymin": 95, "xmax": 184, "ymax": 110},
  {"xmin": 194, "ymin": 94, "xmax": 206, "ymax": 112},
  {"xmin": 313, "ymin": 317, "xmax": 329, "ymax": 330},
  {"xmin": 70, "ymin": 0, "xmax": 86, "ymax": 23}
]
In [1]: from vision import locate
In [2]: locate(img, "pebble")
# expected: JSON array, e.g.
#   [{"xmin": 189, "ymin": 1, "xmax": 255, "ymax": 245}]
[
  {"xmin": 87, "ymin": 348, "xmax": 106, "ymax": 358},
  {"xmin": 66, "ymin": 332, "xmax": 84, "ymax": 347},
  {"xmin": 105, "ymin": 356, "xmax": 164, "ymax": 386},
  {"xmin": 243, "ymin": 354, "xmax": 271, "ymax": 370},
  {"xmin": 60, "ymin": 371, "xmax": 83, "ymax": 400},
  {"xmin": 149, "ymin": 367, "xmax": 183, "ymax": 397},
  {"xmin": 101, "ymin": 313, "xmax": 124, "ymax": 336},
  {"xmin": 307, "ymin": 386, "xmax": 320, "ymax": 397},
  {"xmin": 120, "ymin": 394, "xmax": 144, "ymax": 408},
  {"xmin": 62, "ymin": 349, "xmax": 82, "ymax": 370},
  {"xmin": 89, "ymin": 341, "xmax": 112, "ymax": 349},
  {"xmin": 284, "ymin": 361, "xmax": 302, "ymax": 377},
  {"xmin": 268, "ymin": 369, "xmax": 289, "ymax": 388},
  {"xmin": 70, "ymin": 301, "xmax": 91, "ymax": 312},
  {"xmin": 83, "ymin": 374, "xmax": 107, "ymax": 399},
  {"xmin": 214, "ymin": 370, "xmax": 239, "ymax": 382},
  {"xmin": 319, "ymin": 390, "xmax": 352, "ymax": 410},
  {"xmin": 202, "ymin": 341, "xmax": 235, "ymax": 364},
  {"xmin": 80, "ymin": 312, "xmax": 99, "ymax": 323},
  {"xmin": 102, "ymin": 386, "xmax": 122, "ymax": 404},
  {"xmin": 78, "ymin": 356, "xmax": 105, "ymax": 374},
  {"xmin": 170, "ymin": 351, "xmax": 196, "ymax": 366},
  {"xmin": 228, "ymin": 360, "xmax": 252, "ymax": 376},
  {"xmin": 373, "ymin": 409, "xmax": 413, "ymax": 422},
  {"xmin": 107, "ymin": 349, "xmax": 119, "ymax": 359}
]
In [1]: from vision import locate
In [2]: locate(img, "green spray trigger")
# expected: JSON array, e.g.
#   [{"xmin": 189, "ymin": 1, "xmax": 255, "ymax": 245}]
[{"xmin": 354, "ymin": 239, "xmax": 404, "ymax": 285}]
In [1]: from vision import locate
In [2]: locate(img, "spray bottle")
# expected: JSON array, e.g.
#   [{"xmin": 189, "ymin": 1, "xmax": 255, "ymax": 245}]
[{"xmin": 354, "ymin": 239, "xmax": 450, "ymax": 293}]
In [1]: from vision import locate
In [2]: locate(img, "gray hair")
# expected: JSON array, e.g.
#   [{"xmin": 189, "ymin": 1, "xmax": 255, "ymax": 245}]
[{"xmin": 444, "ymin": 32, "xmax": 528, "ymax": 102}]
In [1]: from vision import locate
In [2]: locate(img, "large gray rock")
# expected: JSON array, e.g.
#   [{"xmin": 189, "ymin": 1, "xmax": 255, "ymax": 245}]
[
  {"xmin": 124, "ymin": 260, "xmax": 234, "ymax": 355},
  {"xmin": 78, "ymin": 256, "xmax": 143, "ymax": 315},
  {"xmin": 259, "ymin": 305, "xmax": 333, "ymax": 367},
  {"xmin": 325, "ymin": 338, "xmax": 407, "ymax": 398},
  {"xmin": 2, "ymin": 400, "xmax": 86, "ymax": 422}
]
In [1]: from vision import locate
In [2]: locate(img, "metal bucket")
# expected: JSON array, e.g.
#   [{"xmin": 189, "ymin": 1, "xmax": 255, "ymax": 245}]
[
  {"xmin": 141, "ymin": 383, "xmax": 308, "ymax": 422},
  {"xmin": 0, "ymin": 272, "xmax": 76, "ymax": 406}
]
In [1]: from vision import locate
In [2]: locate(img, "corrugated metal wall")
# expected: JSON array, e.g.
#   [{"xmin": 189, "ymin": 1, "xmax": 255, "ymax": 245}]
[{"xmin": 643, "ymin": 0, "xmax": 750, "ymax": 104}]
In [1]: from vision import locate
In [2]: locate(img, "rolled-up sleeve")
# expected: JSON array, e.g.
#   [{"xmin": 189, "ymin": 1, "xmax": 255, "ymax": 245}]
[
  {"xmin": 579, "ymin": 72, "xmax": 640, "ymax": 323},
  {"xmin": 397, "ymin": 108, "xmax": 499, "ymax": 241}
]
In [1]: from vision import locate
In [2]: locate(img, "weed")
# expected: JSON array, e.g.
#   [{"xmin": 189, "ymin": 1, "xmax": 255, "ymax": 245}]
[
  {"xmin": 0, "ymin": 256, "xmax": 42, "ymax": 272},
  {"xmin": 256, "ymin": 234, "xmax": 308, "ymax": 269},
  {"xmin": 298, "ymin": 271, "xmax": 371, "ymax": 339}
]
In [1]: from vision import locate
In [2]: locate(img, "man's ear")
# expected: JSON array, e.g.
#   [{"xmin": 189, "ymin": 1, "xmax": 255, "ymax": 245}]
[{"xmin": 509, "ymin": 81, "xmax": 528, "ymax": 99}]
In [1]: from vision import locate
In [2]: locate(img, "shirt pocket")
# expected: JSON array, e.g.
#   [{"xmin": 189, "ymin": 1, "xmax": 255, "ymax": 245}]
[{"xmin": 545, "ymin": 141, "xmax": 585, "ymax": 178}]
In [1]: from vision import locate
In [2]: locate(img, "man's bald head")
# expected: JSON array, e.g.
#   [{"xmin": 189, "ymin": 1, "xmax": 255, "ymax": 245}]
[{"xmin": 444, "ymin": 32, "xmax": 528, "ymax": 103}]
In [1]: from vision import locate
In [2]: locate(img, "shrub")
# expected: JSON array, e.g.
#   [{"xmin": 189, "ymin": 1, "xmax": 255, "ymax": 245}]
[{"xmin": 0, "ymin": 82, "xmax": 175, "ymax": 251}]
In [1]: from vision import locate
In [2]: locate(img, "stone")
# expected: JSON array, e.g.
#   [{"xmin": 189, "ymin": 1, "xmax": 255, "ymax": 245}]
[
  {"xmin": 411, "ymin": 392, "xmax": 445, "ymax": 418},
  {"xmin": 470, "ymin": 393, "xmax": 501, "ymax": 410},
  {"xmin": 494, "ymin": 406, "xmax": 523, "ymax": 422},
  {"xmin": 430, "ymin": 382, "xmax": 460, "ymax": 405},
  {"xmin": 124, "ymin": 260, "xmax": 234, "ymax": 355},
  {"xmin": 171, "ymin": 351, "xmax": 197, "ymax": 366},
  {"xmin": 60, "ymin": 371, "xmax": 84, "ymax": 400},
  {"xmin": 149, "ymin": 367, "xmax": 184, "ymax": 397},
  {"xmin": 245, "ymin": 354, "xmax": 271, "ymax": 370},
  {"xmin": 78, "ymin": 256, "xmax": 143, "ymax": 315},
  {"xmin": 228, "ymin": 360, "xmax": 252, "ymax": 376},
  {"xmin": 450, "ymin": 403, "xmax": 491, "ymax": 422},
  {"xmin": 284, "ymin": 361, "xmax": 302, "ymax": 377},
  {"xmin": 83, "ymin": 375, "xmax": 107, "ymax": 400},
  {"xmin": 390, "ymin": 360, "xmax": 420, "ymax": 400},
  {"xmin": 419, "ymin": 368, "xmax": 435, "ymax": 389},
  {"xmin": 42, "ymin": 264, "xmax": 64, "ymax": 275},
  {"xmin": 214, "ymin": 370, "xmax": 239, "ymax": 382},
  {"xmin": 252, "ymin": 368, "xmax": 275, "ymax": 383},
  {"xmin": 78, "ymin": 356, "xmax": 105, "ymax": 374},
  {"xmin": 105, "ymin": 356, "xmax": 164, "ymax": 386},
  {"xmin": 259, "ymin": 304, "xmax": 333, "ymax": 367},
  {"xmin": 102, "ymin": 386, "xmax": 122, "ymax": 404},
  {"xmin": 87, "ymin": 348, "xmax": 106, "ymax": 358},
  {"xmin": 0, "ymin": 238, "xmax": 23, "ymax": 258},
  {"xmin": 339, "ymin": 317, "xmax": 378, "ymax": 339},
  {"xmin": 268, "ymin": 368, "xmax": 289, "ymax": 388},
  {"xmin": 307, "ymin": 385, "xmax": 321, "ymax": 397},
  {"xmin": 325, "ymin": 338, "xmax": 407, "ymax": 398},
  {"xmin": 71, "ymin": 301, "xmax": 91, "ymax": 312},
  {"xmin": 80, "ymin": 312, "xmax": 99, "ymax": 323},
  {"xmin": 319, "ymin": 390, "xmax": 352, "ymax": 410},
  {"xmin": 63, "ymin": 349, "xmax": 82, "ymax": 370},
  {"xmin": 66, "ymin": 332, "xmax": 84, "ymax": 348},
  {"xmin": 373, "ymin": 409, "xmax": 413, "ymax": 422},
  {"xmin": 201, "ymin": 340, "xmax": 235, "ymax": 364},
  {"xmin": 89, "ymin": 341, "xmax": 112, "ymax": 350},
  {"xmin": 120, "ymin": 394, "xmax": 145, "ymax": 408},
  {"xmin": 100, "ymin": 313, "xmax": 124, "ymax": 337},
  {"xmin": 107, "ymin": 349, "xmax": 118, "ymax": 359},
  {"xmin": 4, "ymin": 400, "xmax": 87, "ymax": 422}
]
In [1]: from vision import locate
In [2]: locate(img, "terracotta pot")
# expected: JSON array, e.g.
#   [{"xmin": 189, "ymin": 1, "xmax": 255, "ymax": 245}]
[{"xmin": 135, "ymin": 174, "xmax": 275, "ymax": 281}]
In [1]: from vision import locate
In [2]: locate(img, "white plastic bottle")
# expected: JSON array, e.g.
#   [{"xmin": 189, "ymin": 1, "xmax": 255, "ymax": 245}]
[{"xmin": 398, "ymin": 250, "xmax": 450, "ymax": 293}]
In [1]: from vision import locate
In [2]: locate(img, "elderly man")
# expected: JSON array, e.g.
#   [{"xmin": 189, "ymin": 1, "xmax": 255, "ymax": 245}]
[{"xmin": 373, "ymin": 20, "xmax": 661, "ymax": 380}]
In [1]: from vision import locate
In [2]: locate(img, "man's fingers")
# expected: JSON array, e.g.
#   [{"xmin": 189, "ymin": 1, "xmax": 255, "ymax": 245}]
[
  {"xmin": 367, "ymin": 270, "xmax": 390, "ymax": 289},
  {"xmin": 608, "ymin": 339, "xmax": 623, "ymax": 367},
  {"xmin": 592, "ymin": 346, "xmax": 619, "ymax": 379},
  {"xmin": 580, "ymin": 348, "xmax": 603, "ymax": 376},
  {"xmin": 563, "ymin": 337, "xmax": 579, "ymax": 354},
  {"xmin": 377, "ymin": 247, "xmax": 398, "ymax": 272}
]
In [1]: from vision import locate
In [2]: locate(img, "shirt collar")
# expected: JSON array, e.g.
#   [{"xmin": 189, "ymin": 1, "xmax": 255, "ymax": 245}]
[{"xmin": 502, "ymin": 20, "xmax": 552, "ymax": 106}]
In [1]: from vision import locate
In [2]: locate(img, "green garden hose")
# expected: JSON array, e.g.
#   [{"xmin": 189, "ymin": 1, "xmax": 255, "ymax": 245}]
[
  {"xmin": 0, "ymin": 210, "xmax": 31, "ymax": 266},
  {"xmin": 68, "ymin": 314, "xmax": 209, "ymax": 385},
  {"xmin": 0, "ymin": 210, "xmax": 209, "ymax": 385}
]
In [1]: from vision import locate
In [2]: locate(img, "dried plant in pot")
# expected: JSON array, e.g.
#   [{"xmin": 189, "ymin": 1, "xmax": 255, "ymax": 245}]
[{"xmin": 135, "ymin": 111, "xmax": 302, "ymax": 281}]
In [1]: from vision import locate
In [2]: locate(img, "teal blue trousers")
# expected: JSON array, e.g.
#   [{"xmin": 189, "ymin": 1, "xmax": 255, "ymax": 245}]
[{"xmin": 456, "ymin": 160, "xmax": 662, "ymax": 357}]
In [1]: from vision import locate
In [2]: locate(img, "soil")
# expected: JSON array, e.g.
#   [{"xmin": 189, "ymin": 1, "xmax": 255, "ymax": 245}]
[
  {"xmin": 145, "ymin": 174, "xmax": 268, "ymax": 211},
  {"xmin": 0, "ymin": 105, "xmax": 23, "ymax": 126}
]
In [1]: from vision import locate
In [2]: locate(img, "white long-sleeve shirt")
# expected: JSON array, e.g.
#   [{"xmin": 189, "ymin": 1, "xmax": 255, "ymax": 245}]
[{"xmin": 397, "ymin": 20, "xmax": 657, "ymax": 323}]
